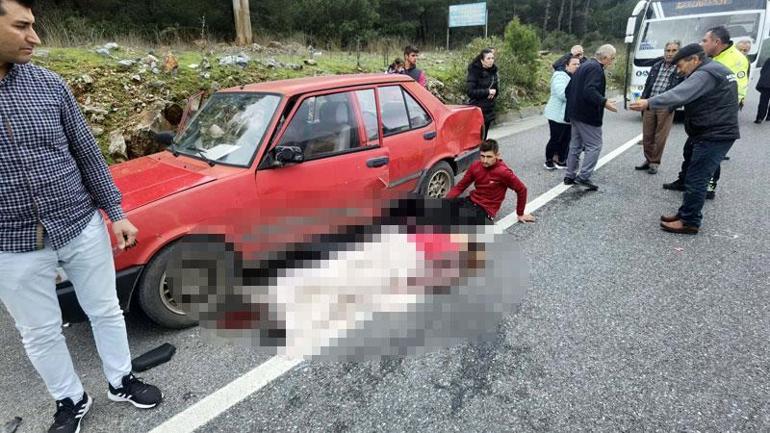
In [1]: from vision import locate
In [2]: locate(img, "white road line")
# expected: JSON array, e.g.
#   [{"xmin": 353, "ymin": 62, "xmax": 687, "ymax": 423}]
[
  {"xmin": 149, "ymin": 131, "xmax": 643, "ymax": 433},
  {"xmin": 495, "ymin": 133, "xmax": 642, "ymax": 229}
]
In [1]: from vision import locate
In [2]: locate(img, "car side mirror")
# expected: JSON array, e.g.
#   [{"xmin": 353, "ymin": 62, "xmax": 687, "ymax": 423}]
[
  {"xmin": 153, "ymin": 131, "xmax": 176, "ymax": 147},
  {"xmin": 273, "ymin": 145, "xmax": 304, "ymax": 166}
]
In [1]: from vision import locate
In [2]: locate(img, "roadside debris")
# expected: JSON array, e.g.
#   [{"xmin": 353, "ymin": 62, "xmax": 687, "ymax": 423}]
[
  {"xmin": 2, "ymin": 417, "xmax": 22, "ymax": 433},
  {"xmin": 131, "ymin": 343, "xmax": 177, "ymax": 372}
]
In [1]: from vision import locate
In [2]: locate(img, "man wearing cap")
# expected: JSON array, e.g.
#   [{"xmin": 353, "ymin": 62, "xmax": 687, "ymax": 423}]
[
  {"xmin": 630, "ymin": 43, "xmax": 739, "ymax": 234},
  {"xmin": 662, "ymin": 26, "xmax": 747, "ymax": 199}
]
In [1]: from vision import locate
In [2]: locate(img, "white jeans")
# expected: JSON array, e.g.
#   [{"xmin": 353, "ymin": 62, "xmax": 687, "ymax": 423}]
[{"xmin": 0, "ymin": 211, "xmax": 132, "ymax": 402}]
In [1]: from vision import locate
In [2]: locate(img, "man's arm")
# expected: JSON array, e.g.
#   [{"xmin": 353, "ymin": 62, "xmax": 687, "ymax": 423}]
[
  {"xmin": 648, "ymin": 70, "xmax": 717, "ymax": 110},
  {"xmin": 583, "ymin": 67, "xmax": 608, "ymax": 108},
  {"xmin": 447, "ymin": 167, "xmax": 475, "ymax": 199},
  {"xmin": 58, "ymin": 80, "xmax": 125, "ymax": 222},
  {"xmin": 418, "ymin": 70, "xmax": 427, "ymax": 87}
]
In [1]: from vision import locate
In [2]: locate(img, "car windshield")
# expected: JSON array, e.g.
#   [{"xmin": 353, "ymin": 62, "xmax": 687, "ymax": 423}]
[
  {"xmin": 175, "ymin": 93, "xmax": 281, "ymax": 167},
  {"xmin": 636, "ymin": 13, "xmax": 761, "ymax": 59}
]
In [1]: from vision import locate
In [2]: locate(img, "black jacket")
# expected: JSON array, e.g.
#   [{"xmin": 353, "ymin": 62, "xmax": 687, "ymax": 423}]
[
  {"xmin": 641, "ymin": 58, "xmax": 684, "ymax": 111},
  {"xmin": 466, "ymin": 61, "xmax": 499, "ymax": 123},
  {"xmin": 757, "ymin": 58, "xmax": 770, "ymax": 90},
  {"xmin": 684, "ymin": 60, "xmax": 739, "ymax": 142},
  {"xmin": 566, "ymin": 59, "xmax": 607, "ymax": 127}
]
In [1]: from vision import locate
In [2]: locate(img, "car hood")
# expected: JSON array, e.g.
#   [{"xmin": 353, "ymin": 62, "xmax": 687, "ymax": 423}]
[{"xmin": 110, "ymin": 156, "xmax": 216, "ymax": 212}]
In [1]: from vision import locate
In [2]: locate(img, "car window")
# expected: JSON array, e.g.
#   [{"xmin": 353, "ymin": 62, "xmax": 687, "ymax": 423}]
[
  {"xmin": 277, "ymin": 91, "xmax": 362, "ymax": 160},
  {"xmin": 403, "ymin": 91, "xmax": 431, "ymax": 129},
  {"xmin": 378, "ymin": 86, "xmax": 410, "ymax": 136},
  {"xmin": 354, "ymin": 89, "xmax": 379, "ymax": 144},
  {"xmin": 175, "ymin": 93, "xmax": 281, "ymax": 167}
]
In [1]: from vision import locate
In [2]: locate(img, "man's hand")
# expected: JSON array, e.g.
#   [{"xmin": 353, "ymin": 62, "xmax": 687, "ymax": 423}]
[
  {"xmin": 517, "ymin": 213, "xmax": 536, "ymax": 223},
  {"xmin": 628, "ymin": 99, "xmax": 649, "ymax": 112},
  {"xmin": 112, "ymin": 219, "xmax": 138, "ymax": 250},
  {"xmin": 604, "ymin": 99, "xmax": 618, "ymax": 112},
  {"xmin": 488, "ymin": 88, "xmax": 497, "ymax": 99}
]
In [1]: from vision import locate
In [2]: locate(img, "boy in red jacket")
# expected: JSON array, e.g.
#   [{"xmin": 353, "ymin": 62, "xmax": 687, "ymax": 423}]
[{"xmin": 447, "ymin": 140, "xmax": 535, "ymax": 223}]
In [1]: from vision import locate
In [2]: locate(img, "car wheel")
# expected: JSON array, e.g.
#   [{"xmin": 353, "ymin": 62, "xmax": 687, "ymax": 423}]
[
  {"xmin": 421, "ymin": 161, "xmax": 454, "ymax": 198},
  {"xmin": 137, "ymin": 244, "xmax": 199, "ymax": 329}
]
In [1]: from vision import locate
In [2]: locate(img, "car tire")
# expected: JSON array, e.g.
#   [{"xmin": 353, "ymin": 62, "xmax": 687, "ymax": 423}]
[
  {"xmin": 137, "ymin": 243, "xmax": 199, "ymax": 329},
  {"xmin": 421, "ymin": 161, "xmax": 455, "ymax": 198}
]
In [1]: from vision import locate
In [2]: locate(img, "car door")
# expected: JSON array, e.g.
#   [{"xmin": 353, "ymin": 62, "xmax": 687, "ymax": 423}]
[
  {"xmin": 254, "ymin": 88, "xmax": 390, "ymax": 227},
  {"xmin": 377, "ymin": 85, "xmax": 436, "ymax": 192}
]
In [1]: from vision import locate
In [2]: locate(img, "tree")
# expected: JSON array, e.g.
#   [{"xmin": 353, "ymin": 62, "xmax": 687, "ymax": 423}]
[{"xmin": 232, "ymin": 0, "xmax": 252, "ymax": 45}]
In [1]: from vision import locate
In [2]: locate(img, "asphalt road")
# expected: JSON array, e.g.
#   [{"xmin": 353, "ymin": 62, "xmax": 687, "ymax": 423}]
[{"xmin": 2, "ymin": 85, "xmax": 769, "ymax": 432}]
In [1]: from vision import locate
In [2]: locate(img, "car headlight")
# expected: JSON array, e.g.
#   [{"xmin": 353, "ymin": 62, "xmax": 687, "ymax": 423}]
[{"xmin": 55, "ymin": 267, "xmax": 69, "ymax": 285}]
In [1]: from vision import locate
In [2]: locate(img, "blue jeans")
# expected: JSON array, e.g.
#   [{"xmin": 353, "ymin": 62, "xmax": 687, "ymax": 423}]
[
  {"xmin": 0, "ymin": 211, "xmax": 131, "ymax": 402},
  {"xmin": 678, "ymin": 139, "xmax": 734, "ymax": 227}
]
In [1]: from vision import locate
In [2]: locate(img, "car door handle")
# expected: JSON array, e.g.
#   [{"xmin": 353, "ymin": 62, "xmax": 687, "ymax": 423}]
[
  {"xmin": 423, "ymin": 131, "xmax": 437, "ymax": 140},
  {"xmin": 367, "ymin": 156, "xmax": 389, "ymax": 168}
]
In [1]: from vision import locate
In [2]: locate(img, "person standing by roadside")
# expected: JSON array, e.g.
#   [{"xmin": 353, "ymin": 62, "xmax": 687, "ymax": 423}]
[
  {"xmin": 466, "ymin": 48, "xmax": 499, "ymax": 140},
  {"xmin": 635, "ymin": 40, "xmax": 683, "ymax": 174},
  {"xmin": 543, "ymin": 55, "xmax": 581, "ymax": 169},
  {"xmin": 662, "ymin": 27, "xmax": 747, "ymax": 199},
  {"xmin": 403, "ymin": 45, "xmax": 427, "ymax": 87},
  {"xmin": 630, "ymin": 44, "xmax": 739, "ymax": 234},
  {"xmin": 386, "ymin": 57, "xmax": 404, "ymax": 74},
  {"xmin": 563, "ymin": 44, "xmax": 618, "ymax": 191},
  {"xmin": 0, "ymin": 1, "xmax": 162, "ymax": 432},
  {"xmin": 754, "ymin": 55, "xmax": 770, "ymax": 123},
  {"xmin": 552, "ymin": 44, "xmax": 587, "ymax": 71}
]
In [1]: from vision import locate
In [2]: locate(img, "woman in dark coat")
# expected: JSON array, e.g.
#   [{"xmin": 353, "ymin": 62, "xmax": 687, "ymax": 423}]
[{"xmin": 466, "ymin": 48, "xmax": 499, "ymax": 139}]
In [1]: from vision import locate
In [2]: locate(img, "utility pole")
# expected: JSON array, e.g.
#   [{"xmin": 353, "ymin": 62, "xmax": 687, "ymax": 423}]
[{"xmin": 232, "ymin": 0, "xmax": 252, "ymax": 45}]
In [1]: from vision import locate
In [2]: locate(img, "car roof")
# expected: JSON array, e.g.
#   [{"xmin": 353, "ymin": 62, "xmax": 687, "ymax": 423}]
[{"xmin": 219, "ymin": 73, "xmax": 413, "ymax": 96}]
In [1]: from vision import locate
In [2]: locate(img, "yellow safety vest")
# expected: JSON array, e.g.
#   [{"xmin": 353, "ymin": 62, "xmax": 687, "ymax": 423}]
[{"xmin": 713, "ymin": 44, "xmax": 749, "ymax": 102}]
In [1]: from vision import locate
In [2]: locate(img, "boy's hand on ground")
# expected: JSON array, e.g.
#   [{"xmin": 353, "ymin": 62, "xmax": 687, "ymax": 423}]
[{"xmin": 517, "ymin": 213, "xmax": 536, "ymax": 223}]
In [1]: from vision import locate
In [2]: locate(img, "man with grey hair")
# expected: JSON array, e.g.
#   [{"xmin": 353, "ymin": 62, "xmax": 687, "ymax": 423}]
[
  {"xmin": 552, "ymin": 44, "xmax": 587, "ymax": 71},
  {"xmin": 635, "ymin": 40, "xmax": 683, "ymax": 174},
  {"xmin": 563, "ymin": 44, "xmax": 618, "ymax": 191}
]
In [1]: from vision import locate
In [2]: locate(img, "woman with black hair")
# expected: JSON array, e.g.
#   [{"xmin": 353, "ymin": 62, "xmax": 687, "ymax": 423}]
[{"xmin": 466, "ymin": 48, "xmax": 499, "ymax": 139}]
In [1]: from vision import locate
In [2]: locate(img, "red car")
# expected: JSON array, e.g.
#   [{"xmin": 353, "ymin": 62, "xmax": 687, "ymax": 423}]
[{"xmin": 56, "ymin": 73, "xmax": 484, "ymax": 328}]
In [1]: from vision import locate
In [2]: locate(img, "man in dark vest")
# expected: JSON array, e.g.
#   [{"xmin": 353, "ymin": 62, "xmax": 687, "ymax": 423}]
[
  {"xmin": 402, "ymin": 45, "xmax": 427, "ymax": 87},
  {"xmin": 630, "ymin": 43, "xmax": 739, "ymax": 234}
]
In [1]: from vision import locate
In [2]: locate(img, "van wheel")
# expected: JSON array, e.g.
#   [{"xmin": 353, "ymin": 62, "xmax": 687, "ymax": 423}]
[
  {"xmin": 421, "ymin": 161, "xmax": 454, "ymax": 198},
  {"xmin": 137, "ymin": 244, "xmax": 198, "ymax": 329}
]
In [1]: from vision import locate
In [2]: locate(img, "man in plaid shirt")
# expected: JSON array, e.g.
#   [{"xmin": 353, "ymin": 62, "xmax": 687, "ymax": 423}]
[
  {"xmin": 635, "ymin": 40, "xmax": 682, "ymax": 175},
  {"xmin": 0, "ymin": 1, "xmax": 162, "ymax": 432}
]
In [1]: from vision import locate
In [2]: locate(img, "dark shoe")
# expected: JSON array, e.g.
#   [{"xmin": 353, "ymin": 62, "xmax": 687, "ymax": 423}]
[
  {"xmin": 705, "ymin": 190, "xmax": 716, "ymax": 200},
  {"xmin": 576, "ymin": 178, "xmax": 599, "ymax": 191},
  {"xmin": 48, "ymin": 393, "xmax": 92, "ymax": 433},
  {"xmin": 755, "ymin": 119, "xmax": 764, "ymax": 124},
  {"xmin": 660, "ymin": 220, "xmax": 699, "ymax": 235},
  {"xmin": 662, "ymin": 179, "xmax": 685, "ymax": 191},
  {"xmin": 544, "ymin": 161, "xmax": 556, "ymax": 170},
  {"xmin": 634, "ymin": 161, "xmax": 650, "ymax": 170},
  {"xmin": 554, "ymin": 161, "xmax": 568, "ymax": 169},
  {"xmin": 660, "ymin": 214, "xmax": 679, "ymax": 223},
  {"xmin": 108, "ymin": 373, "xmax": 163, "ymax": 409},
  {"xmin": 563, "ymin": 177, "xmax": 575, "ymax": 185}
]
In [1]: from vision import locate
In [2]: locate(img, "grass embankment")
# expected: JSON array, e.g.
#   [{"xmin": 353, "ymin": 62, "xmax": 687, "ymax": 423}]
[{"xmin": 32, "ymin": 45, "xmax": 558, "ymax": 162}]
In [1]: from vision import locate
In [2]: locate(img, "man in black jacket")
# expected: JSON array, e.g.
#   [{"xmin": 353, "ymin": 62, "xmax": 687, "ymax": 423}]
[
  {"xmin": 754, "ymin": 56, "xmax": 770, "ymax": 123},
  {"xmin": 563, "ymin": 44, "xmax": 618, "ymax": 191},
  {"xmin": 630, "ymin": 44, "xmax": 739, "ymax": 234},
  {"xmin": 636, "ymin": 40, "xmax": 683, "ymax": 174}
]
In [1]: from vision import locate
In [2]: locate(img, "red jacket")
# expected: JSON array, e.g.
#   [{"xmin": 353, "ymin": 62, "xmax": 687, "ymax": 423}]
[{"xmin": 447, "ymin": 160, "xmax": 527, "ymax": 218}]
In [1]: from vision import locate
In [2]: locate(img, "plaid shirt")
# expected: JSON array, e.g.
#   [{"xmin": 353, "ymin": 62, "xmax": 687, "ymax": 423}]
[
  {"xmin": 0, "ymin": 63, "xmax": 123, "ymax": 252},
  {"xmin": 650, "ymin": 62, "xmax": 676, "ymax": 97}
]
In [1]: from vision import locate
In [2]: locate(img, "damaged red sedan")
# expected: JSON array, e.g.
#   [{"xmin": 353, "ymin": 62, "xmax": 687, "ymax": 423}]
[{"xmin": 56, "ymin": 73, "xmax": 485, "ymax": 328}]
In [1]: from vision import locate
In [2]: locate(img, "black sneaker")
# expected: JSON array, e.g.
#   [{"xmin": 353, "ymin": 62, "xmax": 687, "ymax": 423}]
[
  {"xmin": 544, "ymin": 161, "xmax": 556, "ymax": 170},
  {"xmin": 662, "ymin": 179, "xmax": 685, "ymax": 191},
  {"xmin": 108, "ymin": 373, "xmax": 163, "ymax": 409},
  {"xmin": 576, "ymin": 178, "xmax": 599, "ymax": 191},
  {"xmin": 563, "ymin": 177, "xmax": 575, "ymax": 185},
  {"xmin": 48, "ymin": 393, "xmax": 92, "ymax": 433}
]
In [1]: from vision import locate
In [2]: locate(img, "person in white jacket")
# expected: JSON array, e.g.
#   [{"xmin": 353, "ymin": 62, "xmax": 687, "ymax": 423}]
[{"xmin": 543, "ymin": 56, "xmax": 581, "ymax": 170}]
